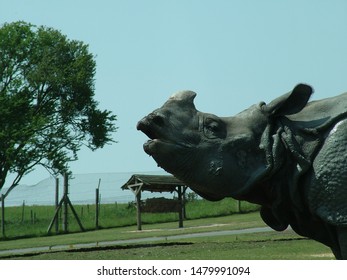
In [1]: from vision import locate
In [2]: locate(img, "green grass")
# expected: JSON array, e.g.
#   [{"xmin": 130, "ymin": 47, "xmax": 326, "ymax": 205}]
[
  {"xmin": 7, "ymin": 230, "xmax": 334, "ymax": 260},
  {"xmin": 0, "ymin": 212, "xmax": 334, "ymax": 260},
  {"xmin": 1, "ymin": 199, "xmax": 333, "ymax": 260},
  {"xmin": 0, "ymin": 198, "xmax": 259, "ymax": 239},
  {"xmin": 0, "ymin": 212, "xmax": 265, "ymax": 251}
]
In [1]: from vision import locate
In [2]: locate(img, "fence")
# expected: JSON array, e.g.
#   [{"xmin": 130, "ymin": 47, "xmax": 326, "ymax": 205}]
[
  {"xmin": 1, "ymin": 174, "xmax": 99, "ymax": 238},
  {"xmin": 1, "ymin": 196, "xmax": 259, "ymax": 239}
]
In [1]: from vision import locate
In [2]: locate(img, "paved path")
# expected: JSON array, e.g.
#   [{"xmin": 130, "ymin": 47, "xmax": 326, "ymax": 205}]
[{"xmin": 0, "ymin": 226, "xmax": 275, "ymax": 258}]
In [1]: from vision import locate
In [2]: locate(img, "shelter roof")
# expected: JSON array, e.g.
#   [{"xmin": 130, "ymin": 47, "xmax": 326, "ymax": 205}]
[{"xmin": 121, "ymin": 174, "xmax": 186, "ymax": 193}]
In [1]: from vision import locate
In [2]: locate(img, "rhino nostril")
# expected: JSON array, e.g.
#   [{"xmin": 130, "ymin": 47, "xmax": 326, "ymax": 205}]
[{"xmin": 151, "ymin": 114, "xmax": 165, "ymax": 126}]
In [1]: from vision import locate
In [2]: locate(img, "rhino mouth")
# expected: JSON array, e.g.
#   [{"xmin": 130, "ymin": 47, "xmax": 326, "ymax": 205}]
[
  {"xmin": 137, "ymin": 119, "xmax": 183, "ymax": 156},
  {"xmin": 136, "ymin": 119, "xmax": 158, "ymax": 141}
]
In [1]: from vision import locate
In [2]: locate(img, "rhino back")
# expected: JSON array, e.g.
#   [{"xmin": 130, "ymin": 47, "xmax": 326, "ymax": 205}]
[{"xmin": 309, "ymin": 119, "xmax": 347, "ymax": 225}]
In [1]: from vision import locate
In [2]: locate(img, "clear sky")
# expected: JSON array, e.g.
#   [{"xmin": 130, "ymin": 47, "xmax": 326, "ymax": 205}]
[{"xmin": 1, "ymin": 0, "xmax": 347, "ymax": 186}]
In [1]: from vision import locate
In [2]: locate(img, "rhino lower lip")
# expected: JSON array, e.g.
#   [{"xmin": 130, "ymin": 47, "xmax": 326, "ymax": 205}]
[
  {"xmin": 144, "ymin": 138, "xmax": 165, "ymax": 147},
  {"xmin": 143, "ymin": 138, "xmax": 181, "ymax": 155},
  {"xmin": 143, "ymin": 139, "xmax": 160, "ymax": 153}
]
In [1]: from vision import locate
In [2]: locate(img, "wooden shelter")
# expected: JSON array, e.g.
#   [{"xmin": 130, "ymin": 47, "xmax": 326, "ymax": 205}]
[{"xmin": 121, "ymin": 174, "xmax": 188, "ymax": 230}]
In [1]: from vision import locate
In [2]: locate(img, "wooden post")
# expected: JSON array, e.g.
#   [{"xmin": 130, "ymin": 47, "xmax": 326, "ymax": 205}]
[
  {"xmin": 1, "ymin": 194, "xmax": 5, "ymax": 238},
  {"xmin": 136, "ymin": 187, "xmax": 142, "ymax": 231},
  {"xmin": 66, "ymin": 198, "xmax": 85, "ymax": 231},
  {"xmin": 95, "ymin": 178, "xmax": 101, "ymax": 229},
  {"xmin": 21, "ymin": 200, "xmax": 25, "ymax": 223},
  {"xmin": 47, "ymin": 198, "xmax": 64, "ymax": 233},
  {"xmin": 182, "ymin": 186, "xmax": 187, "ymax": 219},
  {"xmin": 47, "ymin": 173, "xmax": 84, "ymax": 234},
  {"xmin": 236, "ymin": 200, "xmax": 241, "ymax": 213},
  {"xmin": 63, "ymin": 173, "xmax": 68, "ymax": 233},
  {"xmin": 126, "ymin": 182, "xmax": 143, "ymax": 231},
  {"xmin": 55, "ymin": 178, "xmax": 59, "ymax": 233},
  {"xmin": 95, "ymin": 187, "xmax": 100, "ymax": 229},
  {"xmin": 177, "ymin": 186, "xmax": 184, "ymax": 228}
]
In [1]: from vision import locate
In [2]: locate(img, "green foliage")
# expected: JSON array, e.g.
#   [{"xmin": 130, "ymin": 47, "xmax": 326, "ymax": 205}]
[
  {"xmin": 0, "ymin": 21, "xmax": 117, "ymax": 191},
  {"xmin": 185, "ymin": 192, "xmax": 199, "ymax": 202}
]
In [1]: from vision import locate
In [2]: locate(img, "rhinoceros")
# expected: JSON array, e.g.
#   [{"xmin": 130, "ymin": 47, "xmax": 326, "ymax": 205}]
[{"xmin": 137, "ymin": 84, "xmax": 347, "ymax": 259}]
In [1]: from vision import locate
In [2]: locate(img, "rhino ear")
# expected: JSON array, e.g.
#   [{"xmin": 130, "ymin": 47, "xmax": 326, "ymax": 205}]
[
  {"xmin": 170, "ymin": 90, "xmax": 197, "ymax": 104},
  {"xmin": 264, "ymin": 84, "xmax": 313, "ymax": 117}
]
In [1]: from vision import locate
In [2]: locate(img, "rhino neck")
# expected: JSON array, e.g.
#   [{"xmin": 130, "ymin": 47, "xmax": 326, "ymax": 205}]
[
  {"xmin": 250, "ymin": 119, "xmax": 319, "ymax": 229},
  {"xmin": 233, "ymin": 120, "xmax": 305, "ymax": 205},
  {"xmin": 222, "ymin": 123, "xmax": 281, "ymax": 201}
]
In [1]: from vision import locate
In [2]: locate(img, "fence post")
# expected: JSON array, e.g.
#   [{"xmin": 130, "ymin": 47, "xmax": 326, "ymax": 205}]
[
  {"xmin": 1, "ymin": 194, "xmax": 5, "ymax": 238},
  {"xmin": 177, "ymin": 186, "xmax": 184, "ymax": 228},
  {"xmin": 237, "ymin": 200, "xmax": 242, "ymax": 213},
  {"xmin": 63, "ymin": 173, "xmax": 68, "ymax": 233},
  {"xmin": 95, "ymin": 187, "xmax": 99, "ymax": 229},
  {"xmin": 136, "ymin": 188, "xmax": 142, "ymax": 231},
  {"xmin": 95, "ymin": 178, "xmax": 101, "ymax": 229},
  {"xmin": 48, "ymin": 173, "xmax": 84, "ymax": 233},
  {"xmin": 55, "ymin": 178, "xmax": 59, "ymax": 233},
  {"xmin": 21, "ymin": 200, "xmax": 25, "ymax": 223}
]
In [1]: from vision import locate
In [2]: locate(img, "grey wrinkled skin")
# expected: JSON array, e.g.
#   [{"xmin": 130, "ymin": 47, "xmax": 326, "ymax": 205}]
[{"xmin": 137, "ymin": 84, "xmax": 347, "ymax": 259}]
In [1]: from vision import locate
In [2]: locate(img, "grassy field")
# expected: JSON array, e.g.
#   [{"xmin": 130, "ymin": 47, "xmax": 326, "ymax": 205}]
[
  {"xmin": 0, "ymin": 212, "xmax": 265, "ymax": 251},
  {"xmin": 17, "ymin": 231, "xmax": 332, "ymax": 260},
  {"xmin": 0, "ymin": 198, "xmax": 258, "ymax": 239},
  {"xmin": 0, "ymin": 212, "xmax": 334, "ymax": 260},
  {"xmin": 0, "ymin": 199, "xmax": 335, "ymax": 260}
]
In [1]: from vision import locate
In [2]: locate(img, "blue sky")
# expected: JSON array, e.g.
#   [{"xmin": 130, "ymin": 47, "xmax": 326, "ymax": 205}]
[{"xmin": 1, "ymin": 0, "xmax": 347, "ymax": 186}]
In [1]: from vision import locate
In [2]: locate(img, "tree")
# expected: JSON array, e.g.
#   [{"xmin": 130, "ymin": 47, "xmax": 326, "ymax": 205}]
[{"xmin": 0, "ymin": 21, "xmax": 117, "ymax": 197}]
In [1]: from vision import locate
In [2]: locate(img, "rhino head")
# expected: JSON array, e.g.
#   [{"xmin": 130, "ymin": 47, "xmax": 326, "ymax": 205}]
[{"xmin": 137, "ymin": 84, "xmax": 312, "ymax": 201}]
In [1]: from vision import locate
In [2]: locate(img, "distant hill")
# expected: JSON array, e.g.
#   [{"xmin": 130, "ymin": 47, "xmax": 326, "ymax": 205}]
[{"xmin": 1, "ymin": 171, "xmax": 170, "ymax": 206}]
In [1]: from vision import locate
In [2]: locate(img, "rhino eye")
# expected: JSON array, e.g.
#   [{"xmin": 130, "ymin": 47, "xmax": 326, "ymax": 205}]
[{"xmin": 203, "ymin": 118, "xmax": 226, "ymax": 139}]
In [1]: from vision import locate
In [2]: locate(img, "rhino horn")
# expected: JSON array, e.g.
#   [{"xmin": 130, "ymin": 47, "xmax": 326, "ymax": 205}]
[{"xmin": 169, "ymin": 90, "xmax": 197, "ymax": 104}]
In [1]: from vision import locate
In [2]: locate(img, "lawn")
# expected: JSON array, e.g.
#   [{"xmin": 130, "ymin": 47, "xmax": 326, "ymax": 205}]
[
  {"xmin": 7, "ymin": 230, "xmax": 334, "ymax": 260},
  {"xmin": 0, "ymin": 212, "xmax": 264, "ymax": 251},
  {"xmin": 0, "ymin": 198, "xmax": 259, "ymax": 239},
  {"xmin": 0, "ymin": 212, "xmax": 334, "ymax": 260}
]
